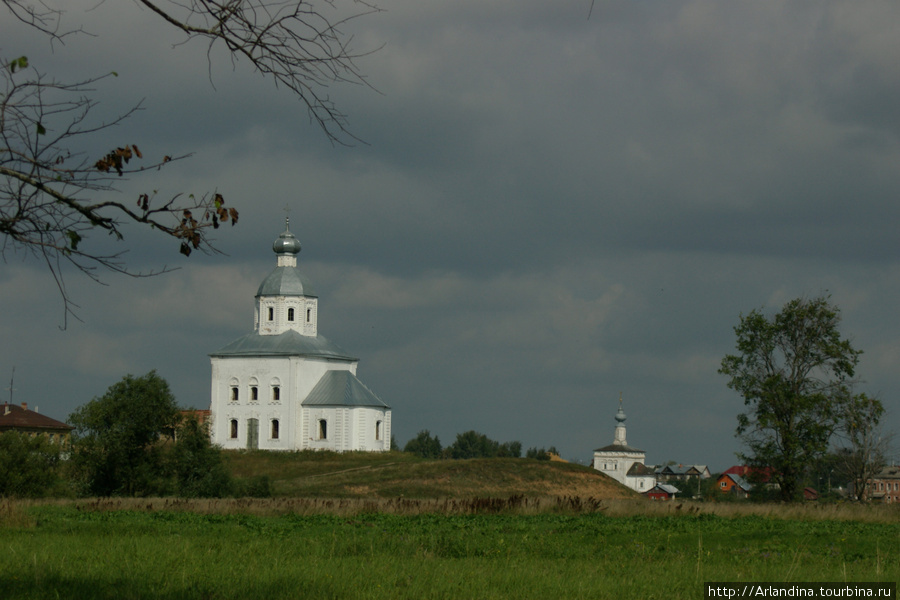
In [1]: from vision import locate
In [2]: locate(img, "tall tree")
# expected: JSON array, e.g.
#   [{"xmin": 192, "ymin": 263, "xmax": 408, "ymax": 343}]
[
  {"xmin": 2, "ymin": 0, "xmax": 376, "ymax": 320},
  {"xmin": 719, "ymin": 296, "xmax": 862, "ymax": 502},
  {"xmin": 68, "ymin": 371, "xmax": 179, "ymax": 496},
  {"xmin": 835, "ymin": 393, "xmax": 891, "ymax": 501}
]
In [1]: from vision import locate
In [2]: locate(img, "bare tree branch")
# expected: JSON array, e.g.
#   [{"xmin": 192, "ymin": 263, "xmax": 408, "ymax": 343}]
[
  {"xmin": 1, "ymin": 62, "xmax": 238, "ymax": 325},
  {"xmin": 134, "ymin": 0, "xmax": 382, "ymax": 144},
  {"xmin": 1, "ymin": 0, "xmax": 380, "ymax": 323}
]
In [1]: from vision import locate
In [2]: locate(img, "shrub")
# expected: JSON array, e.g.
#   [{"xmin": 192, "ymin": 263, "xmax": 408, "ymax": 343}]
[{"xmin": 0, "ymin": 431, "xmax": 63, "ymax": 497}]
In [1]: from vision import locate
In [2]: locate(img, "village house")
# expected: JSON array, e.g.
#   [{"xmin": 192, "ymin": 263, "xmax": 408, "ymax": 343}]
[
  {"xmin": 0, "ymin": 402, "xmax": 73, "ymax": 445},
  {"xmin": 716, "ymin": 472, "xmax": 753, "ymax": 498},
  {"xmin": 863, "ymin": 466, "xmax": 900, "ymax": 503},
  {"xmin": 645, "ymin": 483, "xmax": 680, "ymax": 501},
  {"xmin": 208, "ymin": 220, "xmax": 391, "ymax": 452},
  {"xmin": 654, "ymin": 464, "xmax": 711, "ymax": 481}
]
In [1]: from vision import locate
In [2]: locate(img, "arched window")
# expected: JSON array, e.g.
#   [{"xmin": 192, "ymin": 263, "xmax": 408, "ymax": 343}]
[
  {"xmin": 288, "ymin": 308, "xmax": 295, "ymax": 321},
  {"xmin": 270, "ymin": 378, "xmax": 281, "ymax": 403},
  {"xmin": 306, "ymin": 308, "xmax": 311, "ymax": 323},
  {"xmin": 375, "ymin": 420, "xmax": 382, "ymax": 441},
  {"xmin": 230, "ymin": 387, "xmax": 239, "ymax": 402},
  {"xmin": 267, "ymin": 307, "xmax": 274, "ymax": 321},
  {"xmin": 271, "ymin": 419, "xmax": 280, "ymax": 440},
  {"xmin": 230, "ymin": 419, "xmax": 238, "ymax": 439},
  {"xmin": 318, "ymin": 419, "xmax": 327, "ymax": 440},
  {"xmin": 250, "ymin": 386, "xmax": 258, "ymax": 402}
]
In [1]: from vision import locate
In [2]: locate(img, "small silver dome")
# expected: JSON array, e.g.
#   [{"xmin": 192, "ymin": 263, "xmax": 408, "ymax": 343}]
[{"xmin": 273, "ymin": 226, "xmax": 301, "ymax": 255}]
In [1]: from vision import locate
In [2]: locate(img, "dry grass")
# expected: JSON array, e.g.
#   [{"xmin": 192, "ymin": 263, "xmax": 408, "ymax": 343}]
[
  {"xmin": 10, "ymin": 495, "xmax": 899, "ymax": 522},
  {"xmin": 0, "ymin": 499, "xmax": 36, "ymax": 527}
]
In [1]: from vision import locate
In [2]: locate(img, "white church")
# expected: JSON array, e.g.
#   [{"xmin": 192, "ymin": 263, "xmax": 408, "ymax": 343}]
[
  {"xmin": 208, "ymin": 220, "xmax": 391, "ymax": 451},
  {"xmin": 592, "ymin": 397, "xmax": 655, "ymax": 492}
]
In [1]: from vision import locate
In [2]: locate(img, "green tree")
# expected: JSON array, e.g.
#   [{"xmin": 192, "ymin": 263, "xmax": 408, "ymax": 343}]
[
  {"xmin": 170, "ymin": 415, "xmax": 231, "ymax": 498},
  {"xmin": 526, "ymin": 446, "xmax": 559, "ymax": 460},
  {"xmin": 0, "ymin": 431, "xmax": 63, "ymax": 497},
  {"xmin": 403, "ymin": 430, "xmax": 443, "ymax": 459},
  {"xmin": 719, "ymin": 296, "xmax": 863, "ymax": 502},
  {"xmin": 68, "ymin": 371, "xmax": 179, "ymax": 496},
  {"xmin": 448, "ymin": 430, "xmax": 498, "ymax": 459},
  {"xmin": 497, "ymin": 440, "xmax": 522, "ymax": 458},
  {"xmin": 446, "ymin": 431, "xmax": 521, "ymax": 459}
]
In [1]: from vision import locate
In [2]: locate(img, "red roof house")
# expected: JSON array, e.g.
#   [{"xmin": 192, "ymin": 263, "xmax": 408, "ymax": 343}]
[
  {"xmin": 645, "ymin": 483, "xmax": 680, "ymax": 500},
  {"xmin": 0, "ymin": 402, "xmax": 73, "ymax": 444},
  {"xmin": 722, "ymin": 465, "xmax": 774, "ymax": 484}
]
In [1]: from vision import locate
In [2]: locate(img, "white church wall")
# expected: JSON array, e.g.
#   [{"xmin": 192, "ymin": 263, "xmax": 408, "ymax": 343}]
[
  {"xmin": 593, "ymin": 450, "xmax": 645, "ymax": 487},
  {"xmin": 354, "ymin": 407, "xmax": 391, "ymax": 451},
  {"xmin": 298, "ymin": 406, "xmax": 391, "ymax": 452},
  {"xmin": 211, "ymin": 355, "xmax": 360, "ymax": 450}
]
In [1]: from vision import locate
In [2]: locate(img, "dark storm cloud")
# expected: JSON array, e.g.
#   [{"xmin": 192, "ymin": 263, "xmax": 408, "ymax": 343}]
[{"xmin": 2, "ymin": 0, "xmax": 899, "ymax": 469}]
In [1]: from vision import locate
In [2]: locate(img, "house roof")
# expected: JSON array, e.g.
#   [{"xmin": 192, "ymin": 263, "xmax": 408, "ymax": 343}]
[
  {"xmin": 656, "ymin": 464, "xmax": 711, "ymax": 477},
  {"xmin": 647, "ymin": 484, "xmax": 680, "ymax": 495},
  {"xmin": 718, "ymin": 472, "xmax": 753, "ymax": 492},
  {"xmin": 722, "ymin": 465, "xmax": 773, "ymax": 483},
  {"xmin": 0, "ymin": 403, "xmax": 72, "ymax": 432},
  {"xmin": 210, "ymin": 330, "xmax": 357, "ymax": 361},
  {"xmin": 872, "ymin": 466, "xmax": 900, "ymax": 480},
  {"xmin": 302, "ymin": 370, "xmax": 389, "ymax": 409}
]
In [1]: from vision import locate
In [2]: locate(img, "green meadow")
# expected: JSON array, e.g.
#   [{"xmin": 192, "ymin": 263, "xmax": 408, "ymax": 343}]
[{"xmin": 1, "ymin": 500, "xmax": 897, "ymax": 600}]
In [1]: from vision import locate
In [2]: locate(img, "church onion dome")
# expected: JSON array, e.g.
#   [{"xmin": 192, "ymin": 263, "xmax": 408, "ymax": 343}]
[
  {"xmin": 256, "ymin": 266, "xmax": 317, "ymax": 297},
  {"xmin": 273, "ymin": 225, "xmax": 302, "ymax": 255}
]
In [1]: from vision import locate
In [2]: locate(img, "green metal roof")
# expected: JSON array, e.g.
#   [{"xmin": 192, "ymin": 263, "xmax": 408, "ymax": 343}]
[
  {"xmin": 256, "ymin": 265, "xmax": 318, "ymax": 298},
  {"xmin": 210, "ymin": 330, "xmax": 356, "ymax": 361},
  {"xmin": 302, "ymin": 370, "xmax": 389, "ymax": 408}
]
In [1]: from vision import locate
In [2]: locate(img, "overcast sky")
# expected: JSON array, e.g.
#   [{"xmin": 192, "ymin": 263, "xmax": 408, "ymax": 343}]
[{"xmin": 2, "ymin": 0, "xmax": 899, "ymax": 471}]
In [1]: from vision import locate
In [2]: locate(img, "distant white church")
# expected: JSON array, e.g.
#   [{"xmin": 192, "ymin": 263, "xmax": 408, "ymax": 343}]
[
  {"xmin": 209, "ymin": 220, "xmax": 391, "ymax": 451},
  {"xmin": 592, "ymin": 397, "xmax": 655, "ymax": 492}
]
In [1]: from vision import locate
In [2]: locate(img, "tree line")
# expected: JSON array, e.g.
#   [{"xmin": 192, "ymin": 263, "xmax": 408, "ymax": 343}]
[{"xmin": 402, "ymin": 429, "xmax": 558, "ymax": 461}]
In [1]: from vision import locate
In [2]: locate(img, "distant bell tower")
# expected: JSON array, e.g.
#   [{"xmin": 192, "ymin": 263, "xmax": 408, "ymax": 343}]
[{"xmin": 613, "ymin": 394, "xmax": 627, "ymax": 446}]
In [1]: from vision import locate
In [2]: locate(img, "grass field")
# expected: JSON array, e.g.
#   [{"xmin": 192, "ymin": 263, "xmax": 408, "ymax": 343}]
[{"xmin": 1, "ymin": 498, "xmax": 897, "ymax": 600}]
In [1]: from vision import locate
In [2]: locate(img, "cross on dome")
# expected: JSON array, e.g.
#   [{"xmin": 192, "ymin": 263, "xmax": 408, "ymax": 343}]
[{"xmin": 615, "ymin": 393, "xmax": 626, "ymax": 424}]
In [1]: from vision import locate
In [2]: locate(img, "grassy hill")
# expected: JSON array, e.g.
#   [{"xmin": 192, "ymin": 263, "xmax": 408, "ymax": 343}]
[{"xmin": 222, "ymin": 450, "xmax": 637, "ymax": 499}]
